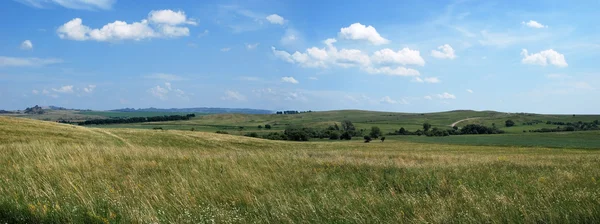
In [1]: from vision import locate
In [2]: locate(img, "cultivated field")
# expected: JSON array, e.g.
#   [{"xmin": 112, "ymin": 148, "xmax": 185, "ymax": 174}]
[{"xmin": 1, "ymin": 116, "xmax": 599, "ymax": 223}]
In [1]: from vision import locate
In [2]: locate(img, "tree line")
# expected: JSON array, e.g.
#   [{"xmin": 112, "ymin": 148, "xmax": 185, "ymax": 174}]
[
  {"xmin": 275, "ymin": 110, "xmax": 313, "ymax": 115},
  {"xmin": 528, "ymin": 120, "xmax": 599, "ymax": 133},
  {"xmin": 389, "ymin": 123, "xmax": 504, "ymax": 137},
  {"xmin": 74, "ymin": 114, "xmax": 196, "ymax": 125}
]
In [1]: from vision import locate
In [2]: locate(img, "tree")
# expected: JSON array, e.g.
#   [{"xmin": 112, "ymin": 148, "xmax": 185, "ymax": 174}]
[
  {"xmin": 265, "ymin": 124, "xmax": 272, "ymax": 129},
  {"xmin": 423, "ymin": 123, "xmax": 432, "ymax": 132},
  {"xmin": 258, "ymin": 125, "xmax": 263, "ymax": 129},
  {"xmin": 453, "ymin": 126, "xmax": 458, "ymax": 131},
  {"xmin": 340, "ymin": 132, "xmax": 352, "ymax": 140},
  {"xmin": 369, "ymin": 126, "xmax": 381, "ymax": 139},
  {"xmin": 505, "ymin": 120, "xmax": 515, "ymax": 127},
  {"xmin": 329, "ymin": 132, "xmax": 340, "ymax": 140},
  {"xmin": 380, "ymin": 136, "xmax": 386, "ymax": 142},
  {"xmin": 364, "ymin": 136, "xmax": 372, "ymax": 143},
  {"xmin": 398, "ymin": 127, "xmax": 407, "ymax": 135},
  {"xmin": 334, "ymin": 123, "xmax": 340, "ymax": 131},
  {"xmin": 341, "ymin": 120, "xmax": 356, "ymax": 132}
]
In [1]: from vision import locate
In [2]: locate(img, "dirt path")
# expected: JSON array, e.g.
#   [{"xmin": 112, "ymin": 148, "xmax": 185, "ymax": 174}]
[
  {"xmin": 450, "ymin": 117, "xmax": 480, "ymax": 127},
  {"xmin": 93, "ymin": 129, "xmax": 134, "ymax": 148}
]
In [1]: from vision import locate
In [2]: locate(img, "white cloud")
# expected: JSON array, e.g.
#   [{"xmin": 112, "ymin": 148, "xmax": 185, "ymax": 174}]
[
  {"xmin": 83, "ymin": 84, "xmax": 96, "ymax": 93},
  {"xmin": 15, "ymin": 0, "xmax": 115, "ymax": 10},
  {"xmin": 148, "ymin": 10, "xmax": 197, "ymax": 25},
  {"xmin": 339, "ymin": 23, "xmax": 389, "ymax": 45},
  {"xmin": 424, "ymin": 95, "xmax": 433, "ymax": 100},
  {"xmin": 20, "ymin": 40, "xmax": 33, "ymax": 50},
  {"xmin": 246, "ymin": 43, "xmax": 259, "ymax": 50},
  {"xmin": 164, "ymin": 82, "xmax": 172, "ymax": 90},
  {"xmin": 0, "ymin": 56, "xmax": 62, "ymax": 67},
  {"xmin": 436, "ymin": 92, "xmax": 456, "ymax": 99},
  {"xmin": 280, "ymin": 28, "xmax": 300, "ymax": 46},
  {"xmin": 364, "ymin": 66, "xmax": 420, "ymax": 77},
  {"xmin": 32, "ymin": 90, "xmax": 39, "ymax": 95},
  {"xmin": 281, "ymin": 76, "xmax": 299, "ymax": 84},
  {"xmin": 309, "ymin": 77, "xmax": 318, "ymax": 80},
  {"xmin": 144, "ymin": 73, "xmax": 185, "ymax": 81},
  {"xmin": 466, "ymin": 89, "xmax": 473, "ymax": 93},
  {"xmin": 266, "ymin": 14, "xmax": 285, "ymax": 25},
  {"xmin": 57, "ymin": 10, "xmax": 196, "ymax": 42},
  {"xmin": 413, "ymin": 77, "xmax": 441, "ymax": 83},
  {"xmin": 149, "ymin": 85, "xmax": 169, "ymax": 100},
  {"xmin": 52, "ymin": 85, "xmax": 74, "ymax": 93},
  {"xmin": 380, "ymin": 96, "xmax": 408, "ymax": 104},
  {"xmin": 239, "ymin": 76, "xmax": 260, "ymax": 81},
  {"xmin": 431, "ymin": 44, "xmax": 456, "ymax": 59},
  {"xmin": 522, "ymin": 20, "xmax": 547, "ymax": 28},
  {"xmin": 273, "ymin": 38, "xmax": 426, "ymax": 79},
  {"xmin": 221, "ymin": 47, "xmax": 231, "ymax": 52},
  {"xmin": 371, "ymin": 48, "xmax": 425, "ymax": 66},
  {"xmin": 221, "ymin": 90, "xmax": 246, "ymax": 101},
  {"xmin": 521, "ymin": 49, "xmax": 568, "ymax": 67}
]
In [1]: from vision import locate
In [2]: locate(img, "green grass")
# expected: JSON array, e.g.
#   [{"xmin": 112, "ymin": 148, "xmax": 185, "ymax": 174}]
[
  {"xmin": 1, "ymin": 116, "xmax": 600, "ymax": 223},
  {"xmin": 389, "ymin": 131, "xmax": 600, "ymax": 149}
]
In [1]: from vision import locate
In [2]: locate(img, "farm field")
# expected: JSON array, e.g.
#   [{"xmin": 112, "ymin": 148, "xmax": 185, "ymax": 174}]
[{"xmin": 1, "ymin": 116, "xmax": 600, "ymax": 223}]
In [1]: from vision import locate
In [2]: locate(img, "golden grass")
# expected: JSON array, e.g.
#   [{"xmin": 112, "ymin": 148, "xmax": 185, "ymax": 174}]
[{"xmin": 1, "ymin": 116, "xmax": 599, "ymax": 223}]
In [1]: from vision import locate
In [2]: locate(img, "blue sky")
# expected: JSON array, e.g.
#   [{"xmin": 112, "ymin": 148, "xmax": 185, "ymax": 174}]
[{"xmin": 1, "ymin": 0, "xmax": 599, "ymax": 113}]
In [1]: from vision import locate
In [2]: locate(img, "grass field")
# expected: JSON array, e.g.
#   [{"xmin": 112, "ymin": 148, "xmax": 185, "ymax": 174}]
[{"xmin": 1, "ymin": 116, "xmax": 600, "ymax": 223}]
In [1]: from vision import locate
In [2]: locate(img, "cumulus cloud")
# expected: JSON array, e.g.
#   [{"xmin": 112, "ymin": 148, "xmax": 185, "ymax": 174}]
[
  {"xmin": 221, "ymin": 90, "xmax": 246, "ymax": 101},
  {"xmin": 148, "ymin": 82, "xmax": 188, "ymax": 100},
  {"xmin": 309, "ymin": 77, "xmax": 318, "ymax": 80},
  {"xmin": 522, "ymin": 20, "xmax": 547, "ymax": 28},
  {"xmin": 339, "ymin": 23, "xmax": 389, "ymax": 45},
  {"xmin": 521, "ymin": 49, "xmax": 568, "ymax": 67},
  {"xmin": 431, "ymin": 44, "xmax": 456, "ymax": 59},
  {"xmin": 413, "ymin": 77, "xmax": 441, "ymax": 83},
  {"xmin": 272, "ymin": 39, "xmax": 423, "ymax": 78},
  {"xmin": 20, "ymin": 40, "xmax": 33, "ymax": 50},
  {"xmin": 281, "ymin": 76, "xmax": 299, "ymax": 84},
  {"xmin": 436, "ymin": 92, "xmax": 456, "ymax": 99},
  {"xmin": 424, "ymin": 95, "xmax": 433, "ymax": 100},
  {"xmin": 83, "ymin": 85, "xmax": 96, "ymax": 93},
  {"xmin": 32, "ymin": 90, "xmax": 39, "ymax": 95},
  {"xmin": 52, "ymin": 85, "xmax": 74, "ymax": 93},
  {"xmin": 466, "ymin": 89, "xmax": 473, "ymax": 93},
  {"xmin": 380, "ymin": 96, "xmax": 408, "ymax": 104},
  {"xmin": 266, "ymin": 14, "xmax": 285, "ymax": 25},
  {"xmin": 246, "ymin": 43, "xmax": 259, "ymax": 50},
  {"xmin": 57, "ymin": 9, "xmax": 196, "ymax": 42},
  {"xmin": 15, "ymin": 0, "xmax": 115, "ymax": 10},
  {"xmin": 371, "ymin": 48, "xmax": 425, "ymax": 66},
  {"xmin": 0, "ymin": 56, "xmax": 62, "ymax": 67},
  {"xmin": 148, "ymin": 10, "xmax": 197, "ymax": 25},
  {"xmin": 221, "ymin": 47, "xmax": 231, "ymax": 52}
]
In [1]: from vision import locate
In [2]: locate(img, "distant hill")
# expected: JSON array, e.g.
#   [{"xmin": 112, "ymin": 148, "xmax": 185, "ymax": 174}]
[{"xmin": 111, "ymin": 107, "xmax": 273, "ymax": 114}]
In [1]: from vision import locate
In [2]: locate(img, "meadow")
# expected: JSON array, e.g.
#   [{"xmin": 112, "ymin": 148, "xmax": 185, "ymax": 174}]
[{"xmin": 1, "ymin": 116, "xmax": 599, "ymax": 223}]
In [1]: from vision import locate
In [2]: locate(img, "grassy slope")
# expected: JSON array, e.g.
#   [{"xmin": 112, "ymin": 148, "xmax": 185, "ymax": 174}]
[{"xmin": 1, "ymin": 116, "xmax": 600, "ymax": 223}]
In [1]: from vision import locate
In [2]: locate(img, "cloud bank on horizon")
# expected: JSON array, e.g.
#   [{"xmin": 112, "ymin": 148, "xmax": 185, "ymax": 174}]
[{"xmin": 1, "ymin": 0, "xmax": 599, "ymax": 114}]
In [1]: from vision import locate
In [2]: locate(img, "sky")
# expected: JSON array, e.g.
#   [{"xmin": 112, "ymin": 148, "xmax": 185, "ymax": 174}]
[{"xmin": 1, "ymin": 0, "xmax": 599, "ymax": 114}]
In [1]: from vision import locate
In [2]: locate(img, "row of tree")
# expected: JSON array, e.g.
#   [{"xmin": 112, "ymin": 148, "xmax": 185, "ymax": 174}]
[
  {"xmin": 389, "ymin": 123, "xmax": 504, "ymax": 137},
  {"xmin": 529, "ymin": 120, "xmax": 599, "ymax": 132},
  {"xmin": 275, "ymin": 110, "xmax": 313, "ymax": 114},
  {"xmin": 76, "ymin": 114, "xmax": 196, "ymax": 125}
]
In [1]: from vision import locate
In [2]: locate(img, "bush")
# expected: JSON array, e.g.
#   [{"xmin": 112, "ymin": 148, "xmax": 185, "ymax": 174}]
[
  {"xmin": 364, "ymin": 136, "xmax": 372, "ymax": 143},
  {"xmin": 369, "ymin": 126, "xmax": 381, "ymax": 139},
  {"xmin": 265, "ymin": 124, "xmax": 272, "ymax": 129},
  {"xmin": 329, "ymin": 132, "xmax": 340, "ymax": 140},
  {"xmin": 340, "ymin": 132, "xmax": 352, "ymax": 140},
  {"xmin": 244, "ymin": 132, "xmax": 259, "ymax": 138},
  {"xmin": 505, "ymin": 120, "xmax": 515, "ymax": 127},
  {"xmin": 215, "ymin": 130, "xmax": 228, "ymax": 134}
]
